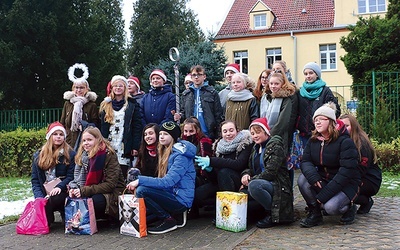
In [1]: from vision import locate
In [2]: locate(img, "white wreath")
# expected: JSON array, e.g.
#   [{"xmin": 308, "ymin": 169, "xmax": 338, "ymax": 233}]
[{"xmin": 68, "ymin": 63, "xmax": 89, "ymax": 83}]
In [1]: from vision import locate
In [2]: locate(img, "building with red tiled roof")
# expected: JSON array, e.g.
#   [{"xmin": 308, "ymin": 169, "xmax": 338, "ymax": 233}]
[{"xmin": 214, "ymin": 0, "xmax": 388, "ymax": 106}]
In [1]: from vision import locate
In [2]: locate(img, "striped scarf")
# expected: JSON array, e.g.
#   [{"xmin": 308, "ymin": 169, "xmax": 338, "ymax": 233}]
[{"xmin": 85, "ymin": 148, "xmax": 106, "ymax": 186}]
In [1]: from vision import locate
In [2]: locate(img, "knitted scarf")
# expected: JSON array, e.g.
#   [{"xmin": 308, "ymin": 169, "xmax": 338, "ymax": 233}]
[
  {"xmin": 299, "ymin": 79, "xmax": 326, "ymax": 100},
  {"xmin": 227, "ymin": 89, "xmax": 254, "ymax": 102},
  {"xmin": 85, "ymin": 148, "xmax": 106, "ymax": 186},
  {"xmin": 69, "ymin": 96, "xmax": 89, "ymax": 132},
  {"xmin": 260, "ymin": 97, "xmax": 283, "ymax": 129},
  {"xmin": 215, "ymin": 130, "xmax": 250, "ymax": 157},
  {"xmin": 112, "ymin": 99, "xmax": 126, "ymax": 111}
]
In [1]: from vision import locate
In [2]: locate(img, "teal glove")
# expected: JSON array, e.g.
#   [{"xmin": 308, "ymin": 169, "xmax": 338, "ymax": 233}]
[
  {"xmin": 195, "ymin": 156, "xmax": 210, "ymax": 168},
  {"xmin": 203, "ymin": 165, "xmax": 213, "ymax": 172}
]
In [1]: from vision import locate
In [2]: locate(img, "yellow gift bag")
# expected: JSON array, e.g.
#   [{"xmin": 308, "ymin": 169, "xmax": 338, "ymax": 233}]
[{"xmin": 216, "ymin": 191, "xmax": 247, "ymax": 232}]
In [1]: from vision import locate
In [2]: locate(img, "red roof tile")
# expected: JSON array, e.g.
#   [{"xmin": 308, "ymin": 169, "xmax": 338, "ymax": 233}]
[{"xmin": 216, "ymin": 0, "xmax": 335, "ymax": 39}]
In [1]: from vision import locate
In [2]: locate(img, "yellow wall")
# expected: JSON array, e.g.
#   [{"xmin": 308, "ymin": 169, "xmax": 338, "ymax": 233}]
[{"xmin": 335, "ymin": 0, "xmax": 388, "ymax": 25}]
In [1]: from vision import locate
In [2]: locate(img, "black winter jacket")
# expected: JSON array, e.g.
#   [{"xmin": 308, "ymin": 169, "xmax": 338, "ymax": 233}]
[{"xmin": 301, "ymin": 121, "xmax": 360, "ymax": 203}]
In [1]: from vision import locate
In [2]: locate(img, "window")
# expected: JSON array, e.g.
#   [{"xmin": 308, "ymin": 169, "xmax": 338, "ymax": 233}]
[
  {"xmin": 234, "ymin": 51, "xmax": 248, "ymax": 74},
  {"xmin": 254, "ymin": 14, "xmax": 267, "ymax": 29},
  {"xmin": 266, "ymin": 48, "xmax": 282, "ymax": 69},
  {"xmin": 320, "ymin": 44, "xmax": 336, "ymax": 70},
  {"xmin": 358, "ymin": 0, "xmax": 386, "ymax": 14}
]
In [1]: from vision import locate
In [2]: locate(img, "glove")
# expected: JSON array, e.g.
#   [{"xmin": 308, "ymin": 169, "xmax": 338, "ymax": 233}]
[
  {"xmin": 202, "ymin": 165, "xmax": 213, "ymax": 172},
  {"xmin": 195, "ymin": 156, "xmax": 210, "ymax": 168}
]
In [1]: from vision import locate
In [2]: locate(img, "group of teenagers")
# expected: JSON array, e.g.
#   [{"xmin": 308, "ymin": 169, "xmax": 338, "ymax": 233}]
[{"xmin": 30, "ymin": 61, "xmax": 382, "ymax": 235}]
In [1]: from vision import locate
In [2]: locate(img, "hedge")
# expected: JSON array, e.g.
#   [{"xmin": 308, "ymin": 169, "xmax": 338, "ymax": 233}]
[{"xmin": 0, "ymin": 128, "xmax": 399, "ymax": 177}]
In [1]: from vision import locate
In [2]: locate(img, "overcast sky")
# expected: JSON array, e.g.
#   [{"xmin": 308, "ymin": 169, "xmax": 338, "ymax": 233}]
[{"xmin": 122, "ymin": 0, "xmax": 234, "ymax": 38}]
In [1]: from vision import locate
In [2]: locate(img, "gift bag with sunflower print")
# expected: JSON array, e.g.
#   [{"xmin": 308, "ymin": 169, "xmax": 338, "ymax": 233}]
[{"xmin": 216, "ymin": 192, "xmax": 247, "ymax": 232}]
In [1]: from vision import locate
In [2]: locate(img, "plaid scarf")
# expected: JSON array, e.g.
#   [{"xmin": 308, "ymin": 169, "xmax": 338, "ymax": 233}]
[{"xmin": 85, "ymin": 148, "xmax": 106, "ymax": 186}]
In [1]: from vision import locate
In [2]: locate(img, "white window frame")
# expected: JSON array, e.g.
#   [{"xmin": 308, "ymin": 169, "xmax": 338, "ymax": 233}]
[
  {"xmin": 320, "ymin": 44, "xmax": 337, "ymax": 71},
  {"xmin": 358, "ymin": 0, "xmax": 386, "ymax": 14},
  {"xmin": 234, "ymin": 51, "xmax": 248, "ymax": 74},
  {"xmin": 266, "ymin": 48, "xmax": 282, "ymax": 69},
  {"xmin": 254, "ymin": 14, "xmax": 267, "ymax": 29}
]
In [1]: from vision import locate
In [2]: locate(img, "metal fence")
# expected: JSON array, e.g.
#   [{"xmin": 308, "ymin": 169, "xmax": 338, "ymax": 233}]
[
  {"xmin": 0, "ymin": 108, "xmax": 63, "ymax": 131},
  {"xmin": 0, "ymin": 72, "xmax": 399, "ymax": 138}
]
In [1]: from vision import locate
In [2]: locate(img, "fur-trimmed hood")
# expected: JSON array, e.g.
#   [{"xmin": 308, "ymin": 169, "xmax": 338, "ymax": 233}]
[
  {"xmin": 63, "ymin": 91, "xmax": 98, "ymax": 102},
  {"xmin": 213, "ymin": 129, "xmax": 253, "ymax": 157},
  {"xmin": 269, "ymin": 86, "xmax": 296, "ymax": 99}
]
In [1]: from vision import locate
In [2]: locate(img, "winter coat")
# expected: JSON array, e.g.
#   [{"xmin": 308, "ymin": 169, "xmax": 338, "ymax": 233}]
[
  {"xmin": 60, "ymin": 91, "xmax": 99, "ymax": 147},
  {"xmin": 100, "ymin": 97, "xmax": 142, "ymax": 154},
  {"xmin": 140, "ymin": 85, "xmax": 176, "ymax": 126},
  {"xmin": 359, "ymin": 142, "xmax": 382, "ymax": 192},
  {"xmin": 31, "ymin": 150, "xmax": 76, "ymax": 198},
  {"xmin": 79, "ymin": 151, "xmax": 125, "ymax": 219},
  {"xmin": 242, "ymin": 135, "xmax": 294, "ymax": 223},
  {"xmin": 301, "ymin": 121, "xmax": 360, "ymax": 203},
  {"xmin": 138, "ymin": 140, "xmax": 196, "ymax": 208},
  {"xmin": 225, "ymin": 97, "xmax": 259, "ymax": 131},
  {"xmin": 260, "ymin": 87, "xmax": 298, "ymax": 154},
  {"xmin": 181, "ymin": 84, "xmax": 223, "ymax": 139},
  {"xmin": 297, "ymin": 86, "xmax": 340, "ymax": 137},
  {"xmin": 210, "ymin": 130, "xmax": 253, "ymax": 173},
  {"xmin": 131, "ymin": 91, "xmax": 145, "ymax": 108}
]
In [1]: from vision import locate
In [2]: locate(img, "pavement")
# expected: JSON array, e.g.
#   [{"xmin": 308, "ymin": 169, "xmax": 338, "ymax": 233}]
[{"xmin": 1, "ymin": 171, "xmax": 400, "ymax": 250}]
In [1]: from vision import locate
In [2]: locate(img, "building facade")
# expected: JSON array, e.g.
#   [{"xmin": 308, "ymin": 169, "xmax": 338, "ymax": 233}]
[{"xmin": 214, "ymin": 0, "xmax": 388, "ymax": 104}]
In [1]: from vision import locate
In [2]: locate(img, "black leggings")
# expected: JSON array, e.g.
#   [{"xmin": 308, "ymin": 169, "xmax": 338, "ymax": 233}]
[
  {"xmin": 45, "ymin": 192, "xmax": 68, "ymax": 225},
  {"xmin": 355, "ymin": 178, "xmax": 380, "ymax": 205}
]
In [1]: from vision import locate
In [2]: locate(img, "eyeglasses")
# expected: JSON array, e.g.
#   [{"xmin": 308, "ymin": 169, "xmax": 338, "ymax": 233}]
[
  {"xmin": 74, "ymin": 86, "xmax": 86, "ymax": 90},
  {"xmin": 314, "ymin": 117, "xmax": 329, "ymax": 123},
  {"xmin": 113, "ymin": 85, "xmax": 125, "ymax": 89},
  {"xmin": 191, "ymin": 74, "xmax": 204, "ymax": 78},
  {"xmin": 261, "ymin": 76, "xmax": 269, "ymax": 80}
]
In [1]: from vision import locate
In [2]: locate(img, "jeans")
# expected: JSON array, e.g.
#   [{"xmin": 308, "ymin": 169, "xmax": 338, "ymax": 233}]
[
  {"xmin": 248, "ymin": 179, "xmax": 274, "ymax": 211},
  {"xmin": 297, "ymin": 174, "xmax": 351, "ymax": 215},
  {"xmin": 136, "ymin": 186, "xmax": 187, "ymax": 219},
  {"xmin": 91, "ymin": 193, "xmax": 107, "ymax": 219}
]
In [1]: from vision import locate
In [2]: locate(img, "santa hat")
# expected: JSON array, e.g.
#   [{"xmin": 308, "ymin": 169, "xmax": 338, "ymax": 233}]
[
  {"xmin": 224, "ymin": 63, "xmax": 240, "ymax": 76},
  {"xmin": 313, "ymin": 102, "xmax": 337, "ymax": 122},
  {"xmin": 111, "ymin": 75, "xmax": 128, "ymax": 87},
  {"xmin": 106, "ymin": 81, "xmax": 112, "ymax": 96},
  {"xmin": 184, "ymin": 74, "xmax": 192, "ymax": 83},
  {"xmin": 128, "ymin": 76, "xmax": 141, "ymax": 92},
  {"xmin": 46, "ymin": 122, "xmax": 67, "ymax": 140},
  {"xmin": 249, "ymin": 117, "xmax": 270, "ymax": 136},
  {"xmin": 149, "ymin": 69, "xmax": 167, "ymax": 82}
]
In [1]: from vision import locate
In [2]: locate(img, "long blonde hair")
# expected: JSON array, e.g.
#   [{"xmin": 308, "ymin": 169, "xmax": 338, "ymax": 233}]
[
  {"xmin": 99, "ymin": 78, "xmax": 130, "ymax": 124},
  {"xmin": 75, "ymin": 126, "xmax": 114, "ymax": 165},
  {"xmin": 38, "ymin": 135, "xmax": 72, "ymax": 171},
  {"xmin": 156, "ymin": 139, "xmax": 174, "ymax": 178}
]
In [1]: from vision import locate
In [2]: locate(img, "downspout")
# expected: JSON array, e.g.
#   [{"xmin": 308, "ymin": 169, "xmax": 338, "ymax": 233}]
[{"xmin": 290, "ymin": 31, "xmax": 298, "ymax": 85}]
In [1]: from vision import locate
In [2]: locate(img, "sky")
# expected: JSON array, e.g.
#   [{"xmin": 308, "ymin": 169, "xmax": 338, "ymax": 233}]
[{"xmin": 121, "ymin": 0, "xmax": 234, "ymax": 38}]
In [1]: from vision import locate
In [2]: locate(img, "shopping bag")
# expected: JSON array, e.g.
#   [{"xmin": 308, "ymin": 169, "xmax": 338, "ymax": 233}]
[
  {"xmin": 16, "ymin": 198, "xmax": 49, "ymax": 235},
  {"xmin": 118, "ymin": 190, "xmax": 147, "ymax": 238},
  {"xmin": 286, "ymin": 130, "xmax": 303, "ymax": 170},
  {"xmin": 65, "ymin": 198, "xmax": 97, "ymax": 235},
  {"xmin": 216, "ymin": 191, "xmax": 247, "ymax": 232}
]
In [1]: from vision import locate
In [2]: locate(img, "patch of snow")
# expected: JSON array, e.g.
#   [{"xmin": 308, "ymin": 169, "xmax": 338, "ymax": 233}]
[{"xmin": 0, "ymin": 197, "xmax": 34, "ymax": 220}]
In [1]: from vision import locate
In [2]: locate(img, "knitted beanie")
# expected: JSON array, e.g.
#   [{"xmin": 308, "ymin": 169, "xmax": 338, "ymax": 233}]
[
  {"xmin": 160, "ymin": 121, "xmax": 181, "ymax": 142},
  {"xmin": 313, "ymin": 102, "xmax": 337, "ymax": 122},
  {"xmin": 303, "ymin": 62, "xmax": 322, "ymax": 79},
  {"xmin": 149, "ymin": 69, "xmax": 167, "ymax": 82}
]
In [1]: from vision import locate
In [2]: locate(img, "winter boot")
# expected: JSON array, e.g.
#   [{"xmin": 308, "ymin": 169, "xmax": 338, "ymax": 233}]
[
  {"xmin": 256, "ymin": 210, "xmax": 274, "ymax": 228},
  {"xmin": 340, "ymin": 204, "xmax": 357, "ymax": 225},
  {"xmin": 300, "ymin": 203, "xmax": 323, "ymax": 228}
]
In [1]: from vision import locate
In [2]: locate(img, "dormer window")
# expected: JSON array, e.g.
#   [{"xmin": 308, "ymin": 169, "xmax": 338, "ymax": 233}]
[{"xmin": 254, "ymin": 14, "xmax": 267, "ymax": 29}]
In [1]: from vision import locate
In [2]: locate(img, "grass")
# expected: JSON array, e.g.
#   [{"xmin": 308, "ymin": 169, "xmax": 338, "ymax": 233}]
[
  {"xmin": 0, "ymin": 177, "xmax": 32, "ymax": 202},
  {"xmin": 376, "ymin": 172, "xmax": 400, "ymax": 197}
]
